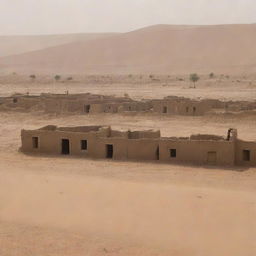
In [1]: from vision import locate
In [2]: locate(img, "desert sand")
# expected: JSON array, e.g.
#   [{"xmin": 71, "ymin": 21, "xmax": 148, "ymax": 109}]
[
  {"xmin": 0, "ymin": 33, "xmax": 117, "ymax": 58},
  {"xmin": 1, "ymin": 24, "xmax": 256, "ymax": 74},
  {"xmin": 0, "ymin": 102, "xmax": 256, "ymax": 256},
  {"xmin": 0, "ymin": 24, "xmax": 256, "ymax": 256}
]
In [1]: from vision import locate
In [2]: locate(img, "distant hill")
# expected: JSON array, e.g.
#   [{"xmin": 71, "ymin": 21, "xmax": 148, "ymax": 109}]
[
  {"xmin": 1, "ymin": 24, "xmax": 256, "ymax": 74},
  {"xmin": 0, "ymin": 33, "xmax": 117, "ymax": 57}
]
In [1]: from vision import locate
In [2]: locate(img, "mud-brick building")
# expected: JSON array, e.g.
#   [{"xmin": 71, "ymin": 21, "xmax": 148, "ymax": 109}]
[
  {"xmin": 21, "ymin": 126, "xmax": 256, "ymax": 167},
  {"xmin": 0, "ymin": 94, "xmax": 42, "ymax": 111},
  {"xmin": 151, "ymin": 97, "xmax": 213, "ymax": 116}
]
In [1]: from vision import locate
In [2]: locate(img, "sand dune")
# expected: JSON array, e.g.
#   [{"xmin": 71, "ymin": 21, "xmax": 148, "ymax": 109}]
[
  {"xmin": 1, "ymin": 24, "xmax": 256, "ymax": 74},
  {"xmin": 0, "ymin": 33, "xmax": 117, "ymax": 58}
]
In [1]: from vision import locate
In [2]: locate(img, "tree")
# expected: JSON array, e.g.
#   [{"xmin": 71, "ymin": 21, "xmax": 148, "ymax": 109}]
[
  {"xmin": 54, "ymin": 75, "xmax": 61, "ymax": 81},
  {"xmin": 29, "ymin": 74, "xmax": 36, "ymax": 80},
  {"xmin": 190, "ymin": 73, "xmax": 200, "ymax": 88},
  {"xmin": 209, "ymin": 72, "xmax": 214, "ymax": 79}
]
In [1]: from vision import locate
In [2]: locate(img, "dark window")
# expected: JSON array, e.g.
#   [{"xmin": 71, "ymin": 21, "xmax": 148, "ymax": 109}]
[
  {"xmin": 61, "ymin": 139, "xmax": 70, "ymax": 155},
  {"xmin": 243, "ymin": 150, "xmax": 250, "ymax": 161},
  {"xmin": 156, "ymin": 146, "xmax": 159, "ymax": 160},
  {"xmin": 32, "ymin": 137, "xmax": 39, "ymax": 148},
  {"xmin": 81, "ymin": 140, "xmax": 87, "ymax": 150},
  {"xmin": 84, "ymin": 105, "xmax": 90, "ymax": 113},
  {"xmin": 186, "ymin": 107, "xmax": 189, "ymax": 113},
  {"xmin": 163, "ymin": 106, "xmax": 167, "ymax": 113},
  {"xmin": 13, "ymin": 98, "xmax": 18, "ymax": 103},
  {"xmin": 170, "ymin": 149, "xmax": 176, "ymax": 158},
  {"xmin": 193, "ymin": 107, "xmax": 196, "ymax": 113},
  {"xmin": 106, "ymin": 144, "xmax": 113, "ymax": 158}
]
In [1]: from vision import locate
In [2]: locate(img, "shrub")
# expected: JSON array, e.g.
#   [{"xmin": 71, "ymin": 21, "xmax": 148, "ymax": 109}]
[
  {"xmin": 190, "ymin": 73, "xmax": 200, "ymax": 88},
  {"xmin": 54, "ymin": 75, "xmax": 61, "ymax": 81},
  {"xmin": 209, "ymin": 72, "xmax": 214, "ymax": 78}
]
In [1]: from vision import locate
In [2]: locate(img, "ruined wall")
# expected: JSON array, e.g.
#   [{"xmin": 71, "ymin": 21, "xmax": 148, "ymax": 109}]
[
  {"xmin": 159, "ymin": 139, "xmax": 235, "ymax": 166},
  {"xmin": 128, "ymin": 130, "xmax": 160, "ymax": 139},
  {"xmin": 235, "ymin": 140, "xmax": 256, "ymax": 166},
  {"xmin": 2, "ymin": 96, "xmax": 41, "ymax": 110},
  {"xmin": 21, "ymin": 129, "xmax": 104, "ymax": 157},
  {"xmin": 91, "ymin": 138, "xmax": 128, "ymax": 160},
  {"xmin": 110, "ymin": 130, "xmax": 129, "ymax": 138},
  {"xmin": 2, "ymin": 94, "xmax": 255, "ymax": 115},
  {"xmin": 20, "ymin": 128, "xmax": 234, "ymax": 166},
  {"xmin": 89, "ymin": 104, "xmax": 105, "ymax": 113},
  {"xmin": 21, "ymin": 126, "xmax": 255, "ymax": 167},
  {"xmin": 103, "ymin": 104, "xmax": 120, "ymax": 113},
  {"xmin": 43, "ymin": 99, "xmax": 63, "ymax": 113},
  {"xmin": 152, "ymin": 100, "xmax": 212, "ymax": 116},
  {"xmin": 126, "ymin": 139, "xmax": 159, "ymax": 161},
  {"xmin": 63, "ymin": 100, "xmax": 84, "ymax": 113},
  {"xmin": 120, "ymin": 102, "xmax": 152, "ymax": 112}
]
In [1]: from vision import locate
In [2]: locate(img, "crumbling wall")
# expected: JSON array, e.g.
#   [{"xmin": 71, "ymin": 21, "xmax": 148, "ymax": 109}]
[
  {"xmin": 190, "ymin": 134, "xmax": 225, "ymax": 141},
  {"xmin": 128, "ymin": 130, "xmax": 160, "ymax": 139},
  {"xmin": 152, "ymin": 99, "xmax": 212, "ymax": 116},
  {"xmin": 120, "ymin": 102, "xmax": 152, "ymax": 112},
  {"xmin": 43, "ymin": 99, "xmax": 63, "ymax": 113},
  {"xmin": 21, "ymin": 126, "xmax": 256, "ymax": 166},
  {"xmin": 235, "ymin": 140, "xmax": 256, "ymax": 166},
  {"xmin": 127, "ymin": 139, "xmax": 159, "ymax": 161},
  {"xmin": 159, "ymin": 139, "xmax": 235, "ymax": 166},
  {"xmin": 2, "ymin": 96, "xmax": 41, "ymax": 110}
]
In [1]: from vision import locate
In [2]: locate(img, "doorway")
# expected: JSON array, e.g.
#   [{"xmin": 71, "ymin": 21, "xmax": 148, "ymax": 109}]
[
  {"xmin": 106, "ymin": 144, "xmax": 113, "ymax": 158},
  {"xmin": 156, "ymin": 146, "xmax": 159, "ymax": 160},
  {"xmin": 61, "ymin": 139, "xmax": 70, "ymax": 155},
  {"xmin": 84, "ymin": 105, "xmax": 91, "ymax": 113},
  {"xmin": 207, "ymin": 151, "xmax": 216, "ymax": 164},
  {"xmin": 243, "ymin": 150, "xmax": 250, "ymax": 161}
]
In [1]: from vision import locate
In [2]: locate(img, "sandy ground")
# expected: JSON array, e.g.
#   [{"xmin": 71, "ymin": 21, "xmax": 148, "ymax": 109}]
[
  {"xmin": 0, "ymin": 110, "xmax": 256, "ymax": 256},
  {"xmin": 1, "ymin": 23, "xmax": 256, "ymax": 256},
  {"xmin": 0, "ymin": 74, "xmax": 256, "ymax": 101}
]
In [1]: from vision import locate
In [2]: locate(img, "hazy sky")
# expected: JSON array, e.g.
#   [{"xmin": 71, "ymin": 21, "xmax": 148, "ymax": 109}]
[{"xmin": 1, "ymin": 0, "xmax": 255, "ymax": 35}]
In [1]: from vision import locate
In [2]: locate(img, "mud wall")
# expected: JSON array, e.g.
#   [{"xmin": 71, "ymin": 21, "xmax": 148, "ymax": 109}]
[
  {"xmin": 21, "ymin": 128, "xmax": 256, "ymax": 167},
  {"xmin": 159, "ymin": 140, "xmax": 235, "ymax": 166},
  {"xmin": 152, "ymin": 100, "xmax": 211, "ymax": 116},
  {"xmin": 235, "ymin": 140, "xmax": 256, "ymax": 166}
]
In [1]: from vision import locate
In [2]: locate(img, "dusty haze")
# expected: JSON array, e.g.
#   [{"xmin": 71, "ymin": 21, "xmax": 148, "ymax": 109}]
[
  {"xmin": 1, "ymin": 0, "xmax": 256, "ymax": 35},
  {"xmin": 1, "ymin": 24, "xmax": 256, "ymax": 74},
  {"xmin": 1, "ymin": 1, "xmax": 256, "ymax": 255}
]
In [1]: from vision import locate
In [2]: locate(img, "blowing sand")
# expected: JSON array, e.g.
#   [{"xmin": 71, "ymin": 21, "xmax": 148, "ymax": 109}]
[
  {"xmin": 0, "ymin": 110, "xmax": 256, "ymax": 256},
  {"xmin": 1, "ymin": 22, "xmax": 256, "ymax": 256}
]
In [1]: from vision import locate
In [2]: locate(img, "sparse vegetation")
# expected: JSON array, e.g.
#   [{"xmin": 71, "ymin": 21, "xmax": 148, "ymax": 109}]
[
  {"xmin": 29, "ymin": 74, "xmax": 36, "ymax": 80},
  {"xmin": 209, "ymin": 72, "xmax": 214, "ymax": 79},
  {"xmin": 67, "ymin": 77, "xmax": 73, "ymax": 81},
  {"xmin": 190, "ymin": 73, "xmax": 200, "ymax": 88},
  {"xmin": 54, "ymin": 75, "xmax": 61, "ymax": 81}
]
